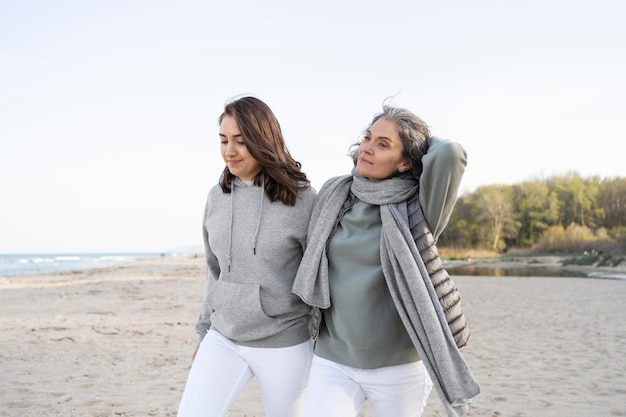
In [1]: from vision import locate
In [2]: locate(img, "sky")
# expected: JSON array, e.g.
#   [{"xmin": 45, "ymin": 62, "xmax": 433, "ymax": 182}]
[{"xmin": 1, "ymin": 0, "xmax": 624, "ymax": 254}]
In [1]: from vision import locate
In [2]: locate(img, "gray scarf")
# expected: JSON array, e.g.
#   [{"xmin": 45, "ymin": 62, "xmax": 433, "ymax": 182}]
[{"xmin": 293, "ymin": 173, "xmax": 479, "ymax": 417}]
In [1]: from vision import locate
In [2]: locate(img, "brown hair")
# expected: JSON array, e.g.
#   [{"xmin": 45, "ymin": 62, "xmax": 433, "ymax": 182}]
[{"xmin": 218, "ymin": 96, "xmax": 310, "ymax": 206}]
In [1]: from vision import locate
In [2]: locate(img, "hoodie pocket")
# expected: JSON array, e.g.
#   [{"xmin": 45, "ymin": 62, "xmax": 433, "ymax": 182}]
[{"xmin": 209, "ymin": 278, "xmax": 278, "ymax": 342}]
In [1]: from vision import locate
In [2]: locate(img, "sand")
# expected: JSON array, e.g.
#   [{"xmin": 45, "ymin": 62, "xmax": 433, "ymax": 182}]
[{"xmin": 1, "ymin": 256, "xmax": 626, "ymax": 417}]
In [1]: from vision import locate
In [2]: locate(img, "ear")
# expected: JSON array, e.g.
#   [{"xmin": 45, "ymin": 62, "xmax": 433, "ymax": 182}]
[{"xmin": 399, "ymin": 159, "xmax": 412, "ymax": 173}]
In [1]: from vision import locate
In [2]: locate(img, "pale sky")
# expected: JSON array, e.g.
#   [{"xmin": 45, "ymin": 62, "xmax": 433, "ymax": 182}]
[{"xmin": 1, "ymin": 0, "xmax": 624, "ymax": 254}]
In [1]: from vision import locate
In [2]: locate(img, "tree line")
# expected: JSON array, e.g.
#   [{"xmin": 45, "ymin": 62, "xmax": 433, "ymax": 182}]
[{"xmin": 438, "ymin": 173, "xmax": 626, "ymax": 253}]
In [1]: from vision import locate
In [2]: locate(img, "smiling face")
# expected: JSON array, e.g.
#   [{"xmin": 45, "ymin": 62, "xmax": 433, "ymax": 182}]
[
  {"xmin": 219, "ymin": 115, "xmax": 262, "ymax": 181},
  {"xmin": 355, "ymin": 118, "xmax": 411, "ymax": 182}
]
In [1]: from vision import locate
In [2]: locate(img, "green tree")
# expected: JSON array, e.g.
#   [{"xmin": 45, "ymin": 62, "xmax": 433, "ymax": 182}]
[
  {"xmin": 439, "ymin": 195, "xmax": 478, "ymax": 248},
  {"xmin": 513, "ymin": 180, "xmax": 560, "ymax": 246},
  {"xmin": 549, "ymin": 173, "xmax": 601, "ymax": 228},
  {"xmin": 474, "ymin": 185, "xmax": 518, "ymax": 252},
  {"xmin": 438, "ymin": 174, "xmax": 626, "ymax": 252},
  {"xmin": 597, "ymin": 177, "xmax": 626, "ymax": 229}
]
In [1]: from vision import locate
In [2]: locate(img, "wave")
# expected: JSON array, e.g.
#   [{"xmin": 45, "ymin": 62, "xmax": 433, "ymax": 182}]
[{"xmin": 0, "ymin": 253, "xmax": 172, "ymax": 279}]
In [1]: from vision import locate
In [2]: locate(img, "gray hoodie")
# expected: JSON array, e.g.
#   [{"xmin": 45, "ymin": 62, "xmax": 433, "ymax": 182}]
[{"xmin": 195, "ymin": 178, "xmax": 316, "ymax": 348}]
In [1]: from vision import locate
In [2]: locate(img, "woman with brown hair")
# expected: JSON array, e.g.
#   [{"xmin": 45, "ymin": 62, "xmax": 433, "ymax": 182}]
[{"xmin": 177, "ymin": 96, "xmax": 316, "ymax": 417}]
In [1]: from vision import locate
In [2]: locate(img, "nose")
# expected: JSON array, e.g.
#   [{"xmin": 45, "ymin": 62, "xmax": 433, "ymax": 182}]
[
  {"xmin": 360, "ymin": 140, "xmax": 373, "ymax": 154},
  {"xmin": 224, "ymin": 141, "xmax": 236, "ymax": 156}
]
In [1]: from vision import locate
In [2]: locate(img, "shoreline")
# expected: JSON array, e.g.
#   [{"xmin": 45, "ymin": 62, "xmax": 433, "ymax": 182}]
[
  {"xmin": 443, "ymin": 253, "xmax": 626, "ymax": 279},
  {"xmin": 0, "ymin": 252, "xmax": 197, "ymax": 280},
  {"xmin": 4, "ymin": 252, "xmax": 626, "ymax": 283},
  {"xmin": 1, "ymin": 257, "xmax": 626, "ymax": 416}
]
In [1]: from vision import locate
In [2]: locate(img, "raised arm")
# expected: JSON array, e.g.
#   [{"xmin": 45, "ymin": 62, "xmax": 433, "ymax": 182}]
[{"xmin": 419, "ymin": 136, "xmax": 467, "ymax": 242}]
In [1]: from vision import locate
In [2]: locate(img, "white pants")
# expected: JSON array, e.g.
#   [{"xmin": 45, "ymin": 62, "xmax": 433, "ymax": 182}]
[
  {"xmin": 303, "ymin": 355, "xmax": 433, "ymax": 417},
  {"xmin": 177, "ymin": 330, "xmax": 314, "ymax": 417}
]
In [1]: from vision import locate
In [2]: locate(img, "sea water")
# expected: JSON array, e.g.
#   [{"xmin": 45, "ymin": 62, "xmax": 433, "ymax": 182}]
[{"xmin": 0, "ymin": 253, "xmax": 169, "ymax": 279}]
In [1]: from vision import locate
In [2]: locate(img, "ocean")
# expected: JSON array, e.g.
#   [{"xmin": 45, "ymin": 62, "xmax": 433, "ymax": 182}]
[{"xmin": 0, "ymin": 253, "xmax": 173, "ymax": 279}]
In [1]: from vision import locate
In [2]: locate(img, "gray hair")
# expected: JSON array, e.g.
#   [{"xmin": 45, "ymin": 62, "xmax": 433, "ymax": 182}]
[{"xmin": 350, "ymin": 106, "xmax": 430, "ymax": 180}]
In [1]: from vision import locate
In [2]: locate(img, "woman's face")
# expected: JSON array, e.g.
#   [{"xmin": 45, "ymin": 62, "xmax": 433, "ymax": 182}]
[
  {"xmin": 219, "ymin": 115, "xmax": 262, "ymax": 181},
  {"xmin": 355, "ymin": 118, "xmax": 411, "ymax": 182}
]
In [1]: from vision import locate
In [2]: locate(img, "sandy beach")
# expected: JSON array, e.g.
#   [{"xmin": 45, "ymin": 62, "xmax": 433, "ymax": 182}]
[{"xmin": 1, "ymin": 256, "xmax": 625, "ymax": 417}]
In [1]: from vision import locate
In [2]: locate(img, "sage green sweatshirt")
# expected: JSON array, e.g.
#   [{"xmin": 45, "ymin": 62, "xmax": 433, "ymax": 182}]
[{"xmin": 314, "ymin": 136, "xmax": 467, "ymax": 368}]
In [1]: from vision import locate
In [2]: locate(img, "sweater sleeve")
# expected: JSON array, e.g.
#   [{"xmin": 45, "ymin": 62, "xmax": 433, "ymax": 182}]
[
  {"xmin": 194, "ymin": 193, "xmax": 221, "ymax": 346},
  {"xmin": 418, "ymin": 136, "xmax": 467, "ymax": 242}
]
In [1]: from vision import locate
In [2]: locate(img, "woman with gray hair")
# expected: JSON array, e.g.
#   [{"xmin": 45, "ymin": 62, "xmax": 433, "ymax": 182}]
[{"xmin": 293, "ymin": 105, "xmax": 480, "ymax": 417}]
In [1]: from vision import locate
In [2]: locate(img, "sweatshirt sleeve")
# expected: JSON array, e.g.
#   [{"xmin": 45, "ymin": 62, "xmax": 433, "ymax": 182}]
[
  {"xmin": 418, "ymin": 136, "xmax": 467, "ymax": 242},
  {"xmin": 194, "ymin": 194, "xmax": 221, "ymax": 346}
]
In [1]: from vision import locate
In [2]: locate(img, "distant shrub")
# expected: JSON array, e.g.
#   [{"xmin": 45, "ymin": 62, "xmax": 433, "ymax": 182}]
[
  {"xmin": 608, "ymin": 226, "xmax": 626, "ymax": 241},
  {"xmin": 535, "ymin": 223, "xmax": 607, "ymax": 252},
  {"xmin": 563, "ymin": 253, "xmax": 625, "ymax": 268},
  {"xmin": 611, "ymin": 256, "xmax": 625, "ymax": 267},
  {"xmin": 597, "ymin": 254, "xmax": 613, "ymax": 267}
]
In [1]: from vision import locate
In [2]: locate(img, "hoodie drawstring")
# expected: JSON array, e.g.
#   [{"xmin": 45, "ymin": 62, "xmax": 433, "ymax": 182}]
[
  {"xmin": 226, "ymin": 180, "xmax": 234, "ymax": 272},
  {"xmin": 252, "ymin": 182, "xmax": 264, "ymax": 255},
  {"xmin": 227, "ymin": 179, "xmax": 264, "ymax": 271}
]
